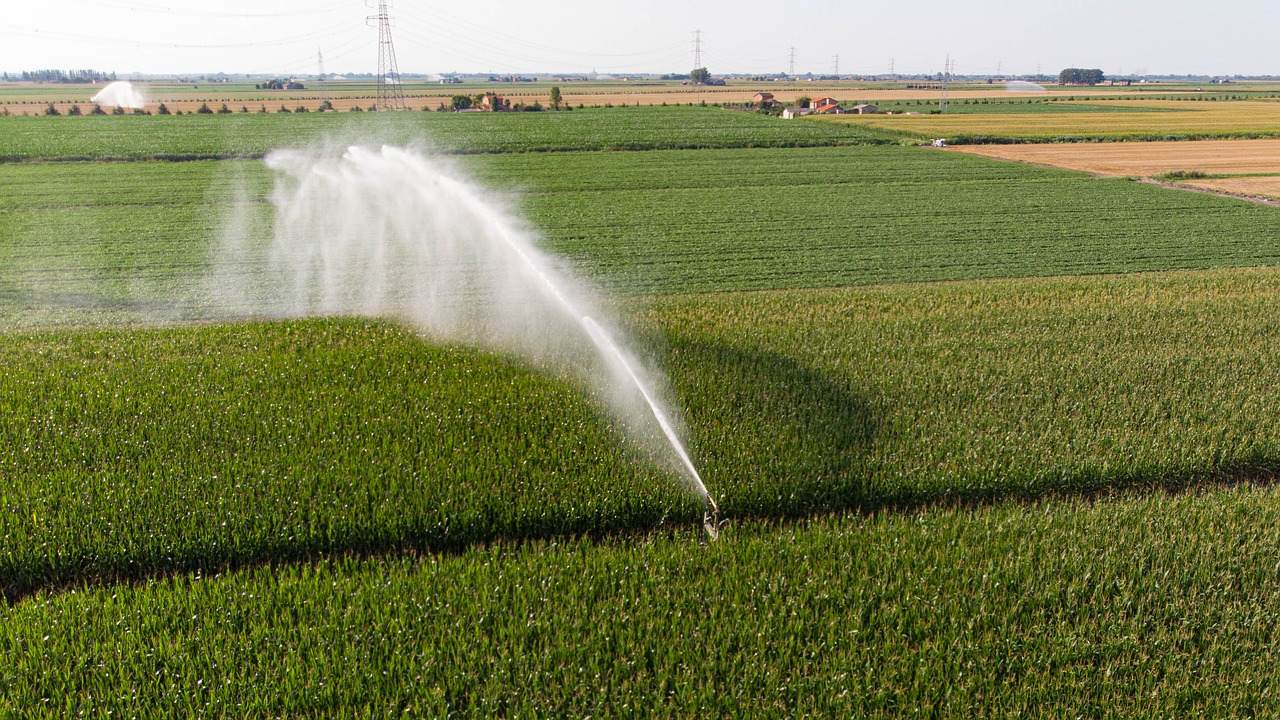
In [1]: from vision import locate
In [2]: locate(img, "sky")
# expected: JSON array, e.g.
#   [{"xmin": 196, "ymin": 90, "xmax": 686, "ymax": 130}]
[{"xmin": 4, "ymin": 0, "xmax": 1280, "ymax": 78}]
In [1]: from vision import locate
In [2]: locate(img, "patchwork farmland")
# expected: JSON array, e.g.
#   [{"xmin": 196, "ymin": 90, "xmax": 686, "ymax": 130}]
[{"xmin": 3, "ymin": 83, "xmax": 1280, "ymax": 715}]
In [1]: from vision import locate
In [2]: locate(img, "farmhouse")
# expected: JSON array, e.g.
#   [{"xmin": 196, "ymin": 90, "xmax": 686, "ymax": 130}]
[
  {"xmin": 813, "ymin": 101, "xmax": 844, "ymax": 114},
  {"xmin": 851, "ymin": 104, "xmax": 879, "ymax": 114},
  {"xmin": 478, "ymin": 93, "xmax": 510, "ymax": 112},
  {"xmin": 753, "ymin": 92, "xmax": 776, "ymax": 105},
  {"xmin": 781, "ymin": 106, "xmax": 814, "ymax": 119}
]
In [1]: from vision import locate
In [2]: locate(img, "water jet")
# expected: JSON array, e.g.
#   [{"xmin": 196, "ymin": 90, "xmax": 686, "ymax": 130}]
[{"xmin": 219, "ymin": 144, "xmax": 721, "ymax": 536}]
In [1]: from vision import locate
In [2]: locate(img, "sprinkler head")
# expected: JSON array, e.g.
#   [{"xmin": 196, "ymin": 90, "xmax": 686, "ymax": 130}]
[
  {"xmin": 702, "ymin": 509, "xmax": 720, "ymax": 542},
  {"xmin": 700, "ymin": 495, "xmax": 725, "ymax": 544}
]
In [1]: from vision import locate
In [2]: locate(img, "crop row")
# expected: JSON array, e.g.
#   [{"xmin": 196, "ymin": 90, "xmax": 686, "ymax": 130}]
[
  {"xmin": 3, "ymin": 485, "xmax": 1279, "ymax": 715},
  {"xmin": 508, "ymin": 148, "xmax": 1280, "ymax": 295},
  {"xmin": 4, "ymin": 269, "xmax": 1280, "ymax": 596},
  {"xmin": 0, "ymin": 106, "xmax": 899, "ymax": 161},
  {"xmin": 0, "ymin": 159, "xmax": 266, "ymax": 210}
]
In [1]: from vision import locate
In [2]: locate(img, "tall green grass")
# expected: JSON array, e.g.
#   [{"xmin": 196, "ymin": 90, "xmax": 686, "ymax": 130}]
[
  {"xmin": 4, "ymin": 269, "xmax": 1280, "ymax": 598},
  {"xmin": 4, "ymin": 486, "xmax": 1279, "ymax": 716},
  {"xmin": 0, "ymin": 318, "xmax": 699, "ymax": 601}
]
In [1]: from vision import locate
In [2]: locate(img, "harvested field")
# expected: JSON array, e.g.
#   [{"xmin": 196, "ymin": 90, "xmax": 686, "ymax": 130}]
[
  {"xmin": 948, "ymin": 138, "xmax": 1280, "ymax": 177},
  {"xmin": 1182, "ymin": 176, "xmax": 1280, "ymax": 199},
  {"xmin": 826, "ymin": 100, "xmax": 1280, "ymax": 140}
]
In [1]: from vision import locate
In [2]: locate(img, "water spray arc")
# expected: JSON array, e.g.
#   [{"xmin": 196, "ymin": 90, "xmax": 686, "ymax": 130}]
[
  {"xmin": 235, "ymin": 145, "xmax": 720, "ymax": 537},
  {"xmin": 428, "ymin": 161, "xmax": 721, "ymax": 532},
  {"xmin": 580, "ymin": 316, "xmax": 721, "ymax": 539}
]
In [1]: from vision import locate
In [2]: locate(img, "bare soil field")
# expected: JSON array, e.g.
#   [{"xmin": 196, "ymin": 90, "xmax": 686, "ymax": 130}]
[
  {"xmin": 1180, "ymin": 176, "xmax": 1280, "ymax": 199},
  {"xmin": 949, "ymin": 138, "xmax": 1280, "ymax": 177},
  {"xmin": 949, "ymin": 138, "xmax": 1280, "ymax": 202}
]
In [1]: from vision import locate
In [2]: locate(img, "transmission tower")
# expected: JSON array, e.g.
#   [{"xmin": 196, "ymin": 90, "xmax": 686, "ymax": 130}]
[
  {"xmin": 692, "ymin": 29, "xmax": 702, "ymax": 69},
  {"xmin": 368, "ymin": 0, "xmax": 406, "ymax": 110},
  {"xmin": 833, "ymin": 55, "xmax": 839, "ymax": 77},
  {"xmin": 317, "ymin": 48, "xmax": 330, "ymax": 102},
  {"xmin": 788, "ymin": 47, "xmax": 796, "ymax": 76},
  {"xmin": 940, "ymin": 54, "xmax": 951, "ymax": 114}
]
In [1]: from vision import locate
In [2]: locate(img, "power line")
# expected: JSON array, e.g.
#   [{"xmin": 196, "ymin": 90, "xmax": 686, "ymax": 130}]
[
  {"xmin": 64, "ymin": 0, "xmax": 355, "ymax": 19},
  {"xmin": 395, "ymin": 4, "xmax": 685, "ymax": 62},
  {"xmin": 700, "ymin": 41, "xmax": 782, "ymax": 72},
  {"xmin": 2, "ymin": 20, "xmax": 357, "ymax": 51},
  {"xmin": 387, "ymin": 5, "xmax": 688, "ymax": 72},
  {"xmin": 391, "ymin": 11, "xmax": 689, "ymax": 73}
]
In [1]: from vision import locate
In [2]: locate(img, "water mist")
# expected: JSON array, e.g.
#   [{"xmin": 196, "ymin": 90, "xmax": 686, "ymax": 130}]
[
  {"xmin": 221, "ymin": 144, "xmax": 718, "ymax": 532},
  {"xmin": 90, "ymin": 81, "xmax": 147, "ymax": 109}
]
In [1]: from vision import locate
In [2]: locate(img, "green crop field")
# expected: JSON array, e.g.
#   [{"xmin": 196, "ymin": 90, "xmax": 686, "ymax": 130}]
[
  {"xmin": 3, "ymin": 108, "xmax": 1280, "ymax": 714},
  {"xmin": 0, "ymin": 106, "xmax": 900, "ymax": 161},
  {"xmin": 6, "ymin": 487, "xmax": 1280, "ymax": 716},
  {"xmin": 4, "ymin": 145, "xmax": 1280, "ymax": 327}
]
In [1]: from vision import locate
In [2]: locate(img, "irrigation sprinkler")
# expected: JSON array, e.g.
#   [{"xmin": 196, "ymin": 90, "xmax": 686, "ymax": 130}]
[{"xmin": 701, "ymin": 494, "xmax": 726, "ymax": 544}]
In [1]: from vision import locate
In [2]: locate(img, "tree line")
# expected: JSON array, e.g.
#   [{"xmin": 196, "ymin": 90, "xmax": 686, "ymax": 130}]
[
  {"xmin": 1059, "ymin": 68, "xmax": 1105, "ymax": 85},
  {"xmin": 5, "ymin": 69, "xmax": 116, "ymax": 83}
]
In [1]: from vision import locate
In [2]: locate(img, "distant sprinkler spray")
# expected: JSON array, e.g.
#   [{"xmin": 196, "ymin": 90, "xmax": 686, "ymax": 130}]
[{"xmin": 90, "ymin": 81, "xmax": 145, "ymax": 109}]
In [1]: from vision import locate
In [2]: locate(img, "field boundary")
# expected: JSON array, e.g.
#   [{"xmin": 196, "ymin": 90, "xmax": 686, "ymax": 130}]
[
  {"xmin": 945, "ymin": 130, "xmax": 1280, "ymax": 145},
  {"xmin": 1139, "ymin": 176, "xmax": 1280, "ymax": 206}
]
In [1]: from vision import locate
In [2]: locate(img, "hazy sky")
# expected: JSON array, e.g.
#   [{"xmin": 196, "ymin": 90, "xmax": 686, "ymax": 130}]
[{"xmin": 4, "ymin": 0, "xmax": 1279, "ymax": 78}]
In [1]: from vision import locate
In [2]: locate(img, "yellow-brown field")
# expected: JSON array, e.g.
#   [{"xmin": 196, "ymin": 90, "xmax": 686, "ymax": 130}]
[
  {"xmin": 949, "ymin": 138, "xmax": 1280, "ymax": 176},
  {"xmin": 1179, "ymin": 177, "xmax": 1280, "ymax": 199},
  {"xmin": 949, "ymin": 138, "xmax": 1280, "ymax": 200},
  {"xmin": 816, "ymin": 99, "xmax": 1280, "ymax": 139}
]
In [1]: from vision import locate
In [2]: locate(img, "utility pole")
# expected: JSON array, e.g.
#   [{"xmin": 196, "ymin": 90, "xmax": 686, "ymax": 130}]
[
  {"xmin": 788, "ymin": 46, "xmax": 796, "ymax": 76},
  {"xmin": 693, "ymin": 29, "xmax": 702, "ymax": 69},
  {"xmin": 368, "ymin": 0, "xmax": 406, "ymax": 110}
]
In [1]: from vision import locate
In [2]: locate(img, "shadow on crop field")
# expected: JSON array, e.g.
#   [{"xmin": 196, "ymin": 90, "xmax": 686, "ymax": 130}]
[
  {"xmin": 10, "ymin": 327, "xmax": 1280, "ymax": 605},
  {"xmin": 662, "ymin": 338, "xmax": 881, "ymax": 519},
  {"xmin": 662, "ymin": 335, "xmax": 1280, "ymax": 525}
]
